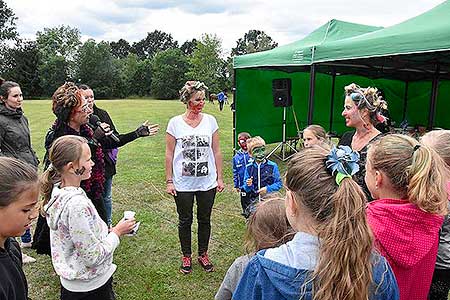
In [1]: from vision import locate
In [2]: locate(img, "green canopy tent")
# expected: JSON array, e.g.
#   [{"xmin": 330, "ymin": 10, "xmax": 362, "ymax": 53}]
[
  {"xmin": 232, "ymin": 19, "xmax": 383, "ymax": 148},
  {"xmin": 313, "ymin": 0, "xmax": 450, "ymax": 131},
  {"xmin": 233, "ymin": 1, "xmax": 450, "ymax": 150}
]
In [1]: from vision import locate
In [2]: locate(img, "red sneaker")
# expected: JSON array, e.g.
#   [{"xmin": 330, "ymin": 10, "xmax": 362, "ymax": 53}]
[
  {"xmin": 197, "ymin": 252, "xmax": 214, "ymax": 272},
  {"xmin": 180, "ymin": 256, "xmax": 192, "ymax": 274}
]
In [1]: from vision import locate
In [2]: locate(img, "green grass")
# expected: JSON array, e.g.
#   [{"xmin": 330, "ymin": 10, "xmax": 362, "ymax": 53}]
[{"xmin": 22, "ymin": 98, "xmax": 284, "ymax": 300}]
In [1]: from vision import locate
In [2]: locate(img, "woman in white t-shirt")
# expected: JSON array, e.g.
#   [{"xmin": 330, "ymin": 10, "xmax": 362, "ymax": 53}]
[{"xmin": 165, "ymin": 81, "xmax": 224, "ymax": 275}]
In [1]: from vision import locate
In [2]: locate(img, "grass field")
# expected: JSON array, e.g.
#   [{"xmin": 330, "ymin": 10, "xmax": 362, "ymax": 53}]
[{"xmin": 21, "ymin": 98, "xmax": 286, "ymax": 300}]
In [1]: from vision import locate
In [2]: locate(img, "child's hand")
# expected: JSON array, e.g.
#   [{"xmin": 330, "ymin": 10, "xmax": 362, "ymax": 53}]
[
  {"xmin": 111, "ymin": 218, "xmax": 136, "ymax": 237},
  {"xmin": 257, "ymin": 187, "xmax": 267, "ymax": 196},
  {"xmin": 246, "ymin": 177, "xmax": 253, "ymax": 186}
]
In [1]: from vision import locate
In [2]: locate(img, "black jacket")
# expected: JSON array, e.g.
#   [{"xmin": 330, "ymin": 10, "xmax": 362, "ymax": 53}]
[
  {"xmin": 0, "ymin": 238, "xmax": 28, "ymax": 300},
  {"xmin": 0, "ymin": 103, "xmax": 38, "ymax": 167},
  {"xmin": 93, "ymin": 105, "xmax": 139, "ymax": 178}
]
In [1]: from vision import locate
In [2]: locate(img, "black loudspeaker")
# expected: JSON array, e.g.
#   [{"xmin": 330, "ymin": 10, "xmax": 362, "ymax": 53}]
[{"xmin": 272, "ymin": 78, "xmax": 292, "ymax": 107}]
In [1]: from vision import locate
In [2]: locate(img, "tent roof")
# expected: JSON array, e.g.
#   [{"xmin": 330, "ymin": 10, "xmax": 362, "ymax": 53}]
[
  {"xmin": 314, "ymin": 1, "xmax": 450, "ymax": 64},
  {"xmin": 233, "ymin": 19, "xmax": 382, "ymax": 69}
]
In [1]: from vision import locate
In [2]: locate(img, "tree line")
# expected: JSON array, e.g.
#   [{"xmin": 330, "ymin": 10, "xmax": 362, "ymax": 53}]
[{"xmin": 0, "ymin": 0, "xmax": 278, "ymax": 99}]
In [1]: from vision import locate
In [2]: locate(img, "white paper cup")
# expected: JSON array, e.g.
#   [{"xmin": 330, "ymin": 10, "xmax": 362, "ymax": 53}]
[{"xmin": 123, "ymin": 211, "xmax": 135, "ymax": 220}]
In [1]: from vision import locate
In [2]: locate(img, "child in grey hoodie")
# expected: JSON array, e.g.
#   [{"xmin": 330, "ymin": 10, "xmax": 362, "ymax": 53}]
[
  {"xmin": 40, "ymin": 135, "xmax": 136, "ymax": 299},
  {"xmin": 215, "ymin": 198, "xmax": 294, "ymax": 300}
]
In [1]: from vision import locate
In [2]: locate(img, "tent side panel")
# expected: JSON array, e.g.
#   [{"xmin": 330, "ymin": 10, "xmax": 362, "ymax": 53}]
[
  {"xmin": 434, "ymin": 80, "xmax": 450, "ymax": 129},
  {"xmin": 235, "ymin": 69, "xmax": 310, "ymax": 145}
]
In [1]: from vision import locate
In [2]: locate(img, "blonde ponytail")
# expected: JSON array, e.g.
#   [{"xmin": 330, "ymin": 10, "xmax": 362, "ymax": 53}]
[{"xmin": 368, "ymin": 134, "xmax": 448, "ymax": 215}]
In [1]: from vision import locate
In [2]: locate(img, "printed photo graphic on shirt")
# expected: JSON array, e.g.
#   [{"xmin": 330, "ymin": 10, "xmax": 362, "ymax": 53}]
[{"xmin": 180, "ymin": 134, "xmax": 210, "ymax": 177}]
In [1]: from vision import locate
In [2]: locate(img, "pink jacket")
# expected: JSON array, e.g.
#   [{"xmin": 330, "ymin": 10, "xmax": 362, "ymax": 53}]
[{"xmin": 367, "ymin": 198, "xmax": 443, "ymax": 300}]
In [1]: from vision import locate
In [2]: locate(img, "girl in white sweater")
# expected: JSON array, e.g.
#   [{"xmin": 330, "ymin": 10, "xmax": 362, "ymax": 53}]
[{"xmin": 40, "ymin": 135, "xmax": 135, "ymax": 300}]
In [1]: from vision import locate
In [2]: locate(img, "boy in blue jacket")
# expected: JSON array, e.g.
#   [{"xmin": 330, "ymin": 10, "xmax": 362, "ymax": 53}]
[
  {"xmin": 242, "ymin": 136, "xmax": 282, "ymax": 218},
  {"xmin": 232, "ymin": 132, "xmax": 252, "ymax": 216}
]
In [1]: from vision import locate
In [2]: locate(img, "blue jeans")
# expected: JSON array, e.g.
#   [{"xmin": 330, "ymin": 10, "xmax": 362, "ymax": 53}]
[
  {"xmin": 21, "ymin": 228, "xmax": 32, "ymax": 243},
  {"xmin": 103, "ymin": 176, "xmax": 113, "ymax": 226}
]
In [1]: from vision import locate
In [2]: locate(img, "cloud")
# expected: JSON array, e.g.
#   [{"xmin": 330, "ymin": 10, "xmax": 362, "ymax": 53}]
[{"xmin": 6, "ymin": 0, "xmax": 446, "ymax": 53}]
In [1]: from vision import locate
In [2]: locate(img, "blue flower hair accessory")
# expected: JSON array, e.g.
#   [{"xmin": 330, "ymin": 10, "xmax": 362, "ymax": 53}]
[{"xmin": 326, "ymin": 146, "xmax": 360, "ymax": 185}]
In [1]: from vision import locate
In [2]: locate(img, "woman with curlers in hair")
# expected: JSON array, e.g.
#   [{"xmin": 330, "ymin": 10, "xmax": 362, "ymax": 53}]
[{"xmin": 339, "ymin": 83, "xmax": 389, "ymax": 200}]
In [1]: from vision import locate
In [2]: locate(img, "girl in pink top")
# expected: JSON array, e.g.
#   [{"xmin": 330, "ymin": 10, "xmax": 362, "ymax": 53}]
[{"xmin": 364, "ymin": 134, "xmax": 448, "ymax": 300}]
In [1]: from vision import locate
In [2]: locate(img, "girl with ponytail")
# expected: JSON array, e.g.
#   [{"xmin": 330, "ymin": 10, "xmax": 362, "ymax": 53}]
[
  {"xmin": 365, "ymin": 134, "xmax": 449, "ymax": 300},
  {"xmin": 41, "ymin": 135, "xmax": 136, "ymax": 300},
  {"xmin": 234, "ymin": 145, "xmax": 399, "ymax": 300}
]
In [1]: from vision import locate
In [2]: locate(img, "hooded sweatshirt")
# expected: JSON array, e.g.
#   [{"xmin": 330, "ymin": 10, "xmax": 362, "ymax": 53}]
[
  {"xmin": 233, "ymin": 232, "xmax": 399, "ymax": 300},
  {"xmin": 45, "ymin": 184, "xmax": 120, "ymax": 292},
  {"xmin": 367, "ymin": 198, "xmax": 444, "ymax": 300}
]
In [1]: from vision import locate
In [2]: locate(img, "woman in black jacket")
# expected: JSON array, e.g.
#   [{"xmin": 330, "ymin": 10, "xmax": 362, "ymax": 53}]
[{"xmin": 0, "ymin": 78, "xmax": 39, "ymax": 263}]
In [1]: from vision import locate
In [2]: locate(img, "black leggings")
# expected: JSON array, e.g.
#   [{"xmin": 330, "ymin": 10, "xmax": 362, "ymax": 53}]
[
  {"xmin": 60, "ymin": 277, "xmax": 115, "ymax": 300},
  {"xmin": 174, "ymin": 188, "xmax": 216, "ymax": 256},
  {"xmin": 429, "ymin": 269, "xmax": 450, "ymax": 300}
]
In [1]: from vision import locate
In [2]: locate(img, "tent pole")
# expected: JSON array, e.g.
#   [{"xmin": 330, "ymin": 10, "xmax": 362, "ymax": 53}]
[
  {"xmin": 232, "ymin": 68, "xmax": 237, "ymax": 155},
  {"xmin": 428, "ymin": 64, "xmax": 440, "ymax": 129},
  {"xmin": 329, "ymin": 70, "xmax": 336, "ymax": 132},
  {"xmin": 402, "ymin": 81, "xmax": 409, "ymax": 121},
  {"xmin": 308, "ymin": 63, "xmax": 316, "ymax": 125}
]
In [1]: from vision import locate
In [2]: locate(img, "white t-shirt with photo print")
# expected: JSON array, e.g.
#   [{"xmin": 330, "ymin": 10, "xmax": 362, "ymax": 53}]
[{"xmin": 167, "ymin": 113, "xmax": 219, "ymax": 192}]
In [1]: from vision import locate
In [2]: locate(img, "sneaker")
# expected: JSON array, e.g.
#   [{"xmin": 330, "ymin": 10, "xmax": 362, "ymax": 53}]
[
  {"xmin": 20, "ymin": 242, "xmax": 33, "ymax": 248},
  {"xmin": 197, "ymin": 252, "xmax": 214, "ymax": 272},
  {"xmin": 180, "ymin": 256, "xmax": 192, "ymax": 274},
  {"xmin": 22, "ymin": 253, "xmax": 36, "ymax": 264}
]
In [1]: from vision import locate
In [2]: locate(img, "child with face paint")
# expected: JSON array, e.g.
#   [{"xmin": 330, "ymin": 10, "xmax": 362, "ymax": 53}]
[
  {"xmin": 233, "ymin": 132, "xmax": 252, "ymax": 216},
  {"xmin": 242, "ymin": 136, "xmax": 282, "ymax": 218},
  {"xmin": 40, "ymin": 135, "xmax": 136, "ymax": 300}
]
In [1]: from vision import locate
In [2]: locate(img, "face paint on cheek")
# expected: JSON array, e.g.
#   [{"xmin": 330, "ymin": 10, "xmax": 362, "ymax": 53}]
[
  {"xmin": 252, "ymin": 146, "xmax": 266, "ymax": 160},
  {"xmin": 238, "ymin": 139, "xmax": 248, "ymax": 151},
  {"xmin": 189, "ymin": 101, "xmax": 204, "ymax": 113}
]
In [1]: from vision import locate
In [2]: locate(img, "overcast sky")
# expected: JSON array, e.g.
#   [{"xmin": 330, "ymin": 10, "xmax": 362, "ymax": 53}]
[{"xmin": 7, "ymin": 0, "xmax": 446, "ymax": 56}]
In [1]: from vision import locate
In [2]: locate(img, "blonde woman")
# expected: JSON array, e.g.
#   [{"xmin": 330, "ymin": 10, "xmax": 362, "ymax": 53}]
[
  {"xmin": 339, "ymin": 83, "xmax": 388, "ymax": 200},
  {"xmin": 165, "ymin": 81, "xmax": 224, "ymax": 274}
]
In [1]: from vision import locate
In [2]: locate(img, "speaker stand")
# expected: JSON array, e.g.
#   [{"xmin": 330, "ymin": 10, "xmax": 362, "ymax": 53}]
[{"xmin": 267, "ymin": 107, "xmax": 297, "ymax": 162}]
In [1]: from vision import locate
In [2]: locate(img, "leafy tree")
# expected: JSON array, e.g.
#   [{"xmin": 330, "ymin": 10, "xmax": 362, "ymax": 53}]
[
  {"xmin": 186, "ymin": 34, "xmax": 226, "ymax": 93},
  {"xmin": 36, "ymin": 25, "xmax": 82, "ymax": 81},
  {"xmin": 39, "ymin": 55, "xmax": 68, "ymax": 96},
  {"xmin": 77, "ymin": 39, "xmax": 115, "ymax": 98},
  {"xmin": 132, "ymin": 30, "xmax": 178, "ymax": 60},
  {"xmin": 151, "ymin": 48, "xmax": 188, "ymax": 99},
  {"xmin": 4, "ymin": 40, "xmax": 42, "ymax": 97},
  {"xmin": 110, "ymin": 38, "xmax": 132, "ymax": 59},
  {"xmin": 0, "ymin": 0, "xmax": 18, "ymax": 42},
  {"xmin": 131, "ymin": 59, "xmax": 152, "ymax": 96},
  {"xmin": 180, "ymin": 38, "xmax": 197, "ymax": 56},
  {"xmin": 0, "ymin": 0, "xmax": 19, "ymax": 76},
  {"xmin": 231, "ymin": 30, "xmax": 278, "ymax": 56}
]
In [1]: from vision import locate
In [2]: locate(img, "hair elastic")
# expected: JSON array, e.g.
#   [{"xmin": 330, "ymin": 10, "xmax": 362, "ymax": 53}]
[{"xmin": 413, "ymin": 144, "xmax": 421, "ymax": 152}]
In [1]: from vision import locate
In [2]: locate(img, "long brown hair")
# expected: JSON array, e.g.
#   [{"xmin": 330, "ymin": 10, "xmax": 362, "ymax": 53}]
[
  {"xmin": 40, "ymin": 135, "xmax": 87, "ymax": 213},
  {"xmin": 0, "ymin": 157, "xmax": 38, "ymax": 207},
  {"xmin": 368, "ymin": 134, "xmax": 448, "ymax": 215},
  {"xmin": 285, "ymin": 146, "xmax": 373, "ymax": 300},
  {"xmin": 244, "ymin": 197, "xmax": 294, "ymax": 253}
]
